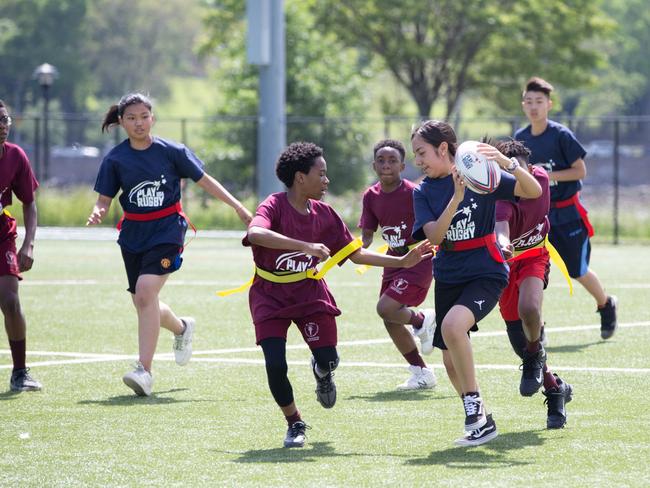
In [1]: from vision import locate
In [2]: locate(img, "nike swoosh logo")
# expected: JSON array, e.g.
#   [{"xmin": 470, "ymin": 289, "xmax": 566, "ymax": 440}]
[{"xmin": 536, "ymin": 370, "xmax": 543, "ymax": 384}]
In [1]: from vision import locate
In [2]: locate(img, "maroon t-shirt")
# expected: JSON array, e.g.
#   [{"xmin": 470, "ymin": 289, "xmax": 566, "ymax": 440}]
[
  {"xmin": 358, "ymin": 179, "xmax": 433, "ymax": 286},
  {"xmin": 496, "ymin": 166, "xmax": 550, "ymax": 250},
  {"xmin": 0, "ymin": 142, "xmax": 38, "ymax": 209},
  {"xmin": 244, "ymin": 192, "xmax": 355, "ymax": 323}
]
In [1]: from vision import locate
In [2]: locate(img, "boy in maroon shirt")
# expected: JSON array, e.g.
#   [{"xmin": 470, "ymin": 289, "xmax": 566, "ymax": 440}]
[
  {"xmin": 359, "ymin": 139, "xmax": 436, "ymax": 390},
  {"xmin": 495, "ymin": 139, "xmax": 572, "ymax": 429},
  {"xmin": 245, "ymin": 142, "xmax": 432, "ymax": 448},
  {"xmin": 0, "ymin": 100, "xmax": 41, "ymax": 392}
]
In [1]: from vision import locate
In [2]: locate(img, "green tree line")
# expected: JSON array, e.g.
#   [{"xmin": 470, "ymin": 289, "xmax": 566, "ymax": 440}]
[{"xmin": 1, "ymin": 0, "xmax": 649, "ymax": 194}]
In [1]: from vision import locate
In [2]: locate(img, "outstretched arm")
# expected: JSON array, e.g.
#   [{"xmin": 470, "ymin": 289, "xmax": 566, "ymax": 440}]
[
  {"xmin": 348, "ymin": 240, "xmax": 433, "ymax": 268},
  {"xmin": 87, "ymin": 194, "xmax": 113, "ymax": 226},
  {"xmin": 17, "ymin": 201, "xmax": 37, "ymax": 272},
  {"xmin": 196, "ymin": 173, "xmax": 253, "ymax": 225}
]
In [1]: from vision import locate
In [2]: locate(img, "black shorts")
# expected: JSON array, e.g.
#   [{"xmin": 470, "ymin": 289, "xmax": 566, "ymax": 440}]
[
  {"xmin": 433, "ymin": 277, "xmax": 507, "ymax": 350},
  {"xmin": 121, "ymin": 243, "xmax": 183, "ymax": 293},
  {"xmin": 548, "ymin": 220, "xmax": 591, "ymax": 278}
]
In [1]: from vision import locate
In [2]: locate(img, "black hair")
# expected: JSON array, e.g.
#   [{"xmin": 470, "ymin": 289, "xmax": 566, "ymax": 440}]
[
  {"xmin": 373, "ymin": 139, "xmax": 405, "ymax": 161},
  {"xmin": 275, "ymin": 142, "xmax": 324, "ymax": 188},
  {"xmin": 524, "ymin": 77, "xmax": 554, "ymax": 97},
  {"xmin": 495, "ymin": 138, "xmax": 531, "ymax": 164},
  {"xmin": 411, "ymin": 120, "xmax": 458, "ymax": 157},
  {"xmin": 101, "ymin": 93, "xmax": 153, "ymax": 133}
]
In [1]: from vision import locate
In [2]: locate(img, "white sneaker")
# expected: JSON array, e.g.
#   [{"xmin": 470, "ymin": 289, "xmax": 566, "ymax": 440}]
[
  {"xmin": 396, "ymin": 365, "xmax": 437, "ymax": 390},
  {"xmin": 412, "ymin": 309, "xmax": 435, "ymax": 355},
  {"xmin": 122, "ymin": 361, "xmax": 153, "ymax": 396},
  {"xmin": 173, "ymin": 317, "xmax": 195, "ymax": 366}
]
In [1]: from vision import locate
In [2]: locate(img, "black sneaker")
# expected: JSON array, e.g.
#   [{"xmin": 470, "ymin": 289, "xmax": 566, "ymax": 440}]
[
  {"xmin": 311, "ymin": 356, "xmax": 336, "ymax": 409},
  {"xmin": 520, "ymin": 346, "xmax": 547, "ymax": 397},
  {"xmin": 283, "ymin": 420, "xmax": 309, "ymax": 448},
  {"xmin": 543, "ymin": 374, "xmax": 573, "ymax": 429},
  {"xmin": 462, "ymin": 392, "xmax": 487, "ymax": 431},
  {"xmin": 598, "ymin": 295, "xmax": 618, "ymax": 339},
  {"xmin": 10, "ymin": 368, "xmax": 42, "ymax": 392},
  {"xmin": 455, "ymin": 413, "xmax": 498, "ymax": 447}
]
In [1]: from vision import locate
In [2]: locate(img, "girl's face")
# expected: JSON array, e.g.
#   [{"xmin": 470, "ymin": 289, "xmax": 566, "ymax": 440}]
[
  {"xmin": 119, "ymin": 103, "xmax": 154, "ymax": 142},
  {"xmin": 297, "ymin": 157, "xmax": 329, "ymax": 200},
  {"xmin": 373, "ymin": 146, "xmax": 404, "ymax": 187},
  {"xmin": 411, "ymin": 134, "xmax": 452, "ymax": 178}
]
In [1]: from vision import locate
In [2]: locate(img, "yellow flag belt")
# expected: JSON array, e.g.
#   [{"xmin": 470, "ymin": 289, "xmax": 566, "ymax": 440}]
[{"xmin": 216, "ymin": 238, "xmax": 363, "ymax": 297}]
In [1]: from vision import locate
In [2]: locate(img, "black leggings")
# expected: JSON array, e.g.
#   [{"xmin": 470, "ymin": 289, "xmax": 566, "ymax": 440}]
[{"xmin": 260, "ymin": 337, "xmax": 339, "ymax": 407}]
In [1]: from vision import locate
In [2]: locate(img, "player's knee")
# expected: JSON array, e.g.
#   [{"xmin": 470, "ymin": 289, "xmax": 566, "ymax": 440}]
[
  {"xmin": 506, "ymin": 320, "xmax": 526, "ymax": 359},
  {"xmin": 518, "ymin": 304, "xmax": 541, "ymax": 325},
  {"xmin": 0, "ymin": 292, "xmax": 21, "ymax": 316},
  {"xmin": 312, "ymin": 346, "xmax": 339, "ymax": 372}
]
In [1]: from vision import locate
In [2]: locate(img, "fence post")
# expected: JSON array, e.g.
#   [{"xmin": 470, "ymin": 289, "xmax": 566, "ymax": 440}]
[{"xmin": 613, "ymin": 119, "xmax": 620, "ymax": 245}]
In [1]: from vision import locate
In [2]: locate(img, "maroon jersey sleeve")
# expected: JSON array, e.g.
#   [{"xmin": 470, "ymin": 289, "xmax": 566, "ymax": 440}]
[
  {"xmin": 358, "ymin": 188, "xmax": 379, "ymax": 231},
  {"xmin": 496, "ymin": 200, "xmax": 515, "ymax": 223}
]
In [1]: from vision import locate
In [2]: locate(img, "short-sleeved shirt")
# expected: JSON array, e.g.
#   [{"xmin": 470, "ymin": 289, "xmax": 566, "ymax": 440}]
[
  {"xmin": 244, "ymin": 192, "xmax": 355, "ymax": 324},
  {"xmin": 94, "ymin": 137, "xmax": 205, "ymax": 253},
  {"xmin": 358, "ymin": 179, "xmax": 433, "ymax": 286},
  {"xmin": 0, "ymin": 142, "xmax": 39, "ymax": 210},
  {"xmin": 496, "ymin": 166, "xmax": 550, "ymax": 251},
  {"xmin": 515, "ymin": 120, "xmax": 586, "ymax": 225},
  {"xmin": 413, "ymin": 172, "xmax": 517, "ymax": 284}
]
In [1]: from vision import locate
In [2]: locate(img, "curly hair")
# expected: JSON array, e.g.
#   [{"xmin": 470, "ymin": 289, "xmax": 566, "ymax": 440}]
[
  {"xmin": 495, "ymin": 138, "xmax": 531, "ymax": 164},
  {"xmin": 373, "ymin": 139, "xmax": 405, "ymax": 161},
  {"xmin": 275, "ymin": 142, "xmax": 324, "ymax": 188}
]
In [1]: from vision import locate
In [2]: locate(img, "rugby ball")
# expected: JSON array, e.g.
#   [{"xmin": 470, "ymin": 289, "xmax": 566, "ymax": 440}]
[{"xmin": 454, "ymin": 140, "xmax": 501, "ymax": 194}]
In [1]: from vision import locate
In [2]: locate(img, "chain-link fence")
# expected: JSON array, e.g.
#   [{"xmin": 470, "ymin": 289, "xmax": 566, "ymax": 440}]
[{"xmin": 8, "ymin": 113, "xmax": 650, "ymax": 242}]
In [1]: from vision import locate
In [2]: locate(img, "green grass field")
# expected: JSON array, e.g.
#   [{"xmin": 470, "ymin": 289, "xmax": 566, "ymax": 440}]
[{"xmin": 1, "ymin": 233, "xmax": 649, "ymax": 487}]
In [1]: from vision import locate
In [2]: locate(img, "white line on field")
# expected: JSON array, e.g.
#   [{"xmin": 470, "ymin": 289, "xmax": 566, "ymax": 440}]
[
  {"xmin": 20, "ymin": 279, "xmax": 650, "ymax": 289},
  {"xmin": 1, "ymin": 321, "xmax": 649, "ymax": 371}
]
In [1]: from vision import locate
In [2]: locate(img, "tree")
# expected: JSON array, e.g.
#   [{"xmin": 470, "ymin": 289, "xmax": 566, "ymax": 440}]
[
  {"xmin": 200, "ymin": 0, "xmax": 374, "ymax": 194},
  {"xmin": 0, "ymin": 0, "xmax": 92, "ymax": 130},
  {"xmin": 314, "ymin": 0, "xmax": 609, "ymax": 118},
  {"xmin": 83, "ymin": 0, "xmax": 206, "ymax": 101}
]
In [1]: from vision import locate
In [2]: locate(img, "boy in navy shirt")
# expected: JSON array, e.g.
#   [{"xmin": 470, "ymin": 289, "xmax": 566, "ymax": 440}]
[{"xmin": 515, "ymin": 77, "xmax": 617, "ymax": 339}]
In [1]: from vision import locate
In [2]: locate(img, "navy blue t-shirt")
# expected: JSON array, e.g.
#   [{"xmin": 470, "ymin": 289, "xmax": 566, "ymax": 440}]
[
  {"xmin": 413, "ymin": 173, "xmax": 516, "ymax": 284},
  {"xmin": 515, "ymin": 120, "xmax": 586, "ymax": 225},
  {"xmin": 94, "ymin": 137, "xmax": 205, "ymax": 253}
]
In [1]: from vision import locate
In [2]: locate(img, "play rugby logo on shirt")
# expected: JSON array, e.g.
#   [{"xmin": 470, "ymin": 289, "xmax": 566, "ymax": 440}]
[{"xmin": 128, "ymin": 175, "xmax": 167, "ymax": 208}]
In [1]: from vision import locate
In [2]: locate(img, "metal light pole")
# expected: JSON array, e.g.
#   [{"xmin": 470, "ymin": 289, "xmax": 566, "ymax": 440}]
[
  {"xmin": 247, "ymin": 0, "xmax": 285, "ymax": 199},
  {"xmin": 33, "ymin": 63, "xmax": 58, "ymax": 182}
]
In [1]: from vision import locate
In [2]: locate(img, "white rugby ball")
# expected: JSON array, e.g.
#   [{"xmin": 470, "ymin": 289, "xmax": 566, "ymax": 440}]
[{"xmin": 454, "ymin": 140, "xmax": 501, "ymax": 194}]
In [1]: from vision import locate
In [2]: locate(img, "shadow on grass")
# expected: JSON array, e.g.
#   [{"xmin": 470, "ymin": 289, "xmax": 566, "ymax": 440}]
[
  {"xmin": 222, "ymin": 441, "xmax": 412, "ymax": 464},
  {"xmin": 347, "ymin": 389, "xmax": 455, "ymax": 403},
  {"xmin": 0, "ymin": 390, "xmax": 22, "ymax": 401},
  {"xmin": 546, "ymin": 340, "xmax": 604, "ymax": 354},
  {"xmin": 77, "ymin": 388, "xmax": 203, "ymax": 406},
  {"xmin": 406, "ymin": 429, "xmax": 546, "ymax": 468}
]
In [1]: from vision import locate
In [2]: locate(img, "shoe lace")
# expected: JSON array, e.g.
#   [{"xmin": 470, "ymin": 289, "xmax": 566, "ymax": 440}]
[
  {"xmin": 316, "ymin": 372, "xmax": 335, "ymax": 393},
  {"xmin": 289, "ymin": 421, "xmax": 310, "ymax": 437},
  {"xmin": 463, "ymin": 394, "xmax": 481, "ymax": 416},
  {"xmin": 173, "ymin": 334, "xmax": 184, "ymax": 350},
  {"xmin": 519, "ymin": 351, "xmax": 544, "ymax": 377}
]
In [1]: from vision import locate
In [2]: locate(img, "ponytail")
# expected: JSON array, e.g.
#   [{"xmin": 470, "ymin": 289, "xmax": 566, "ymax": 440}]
[
  {"xmin": 101, "ymin": 105, "xmax": 120, "ymax": 133},
  {"xmin": 101, "ymin": 93, "xmax": 153, "ymax": 133}
]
